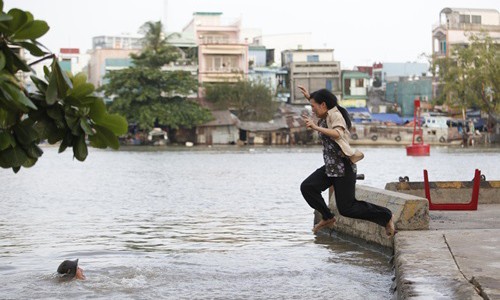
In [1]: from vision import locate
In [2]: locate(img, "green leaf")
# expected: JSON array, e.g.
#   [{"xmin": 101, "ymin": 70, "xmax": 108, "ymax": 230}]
[
  {"xmin": 51, "ymin": 58, "xmax": 72, "ymax": 98},
  {"xmin": 88, "ymin": 99, "xmax": 107, "ymax": 121},
  {"xmin": 79, "ymin": 96, "xmax": 99, "ymax": 106},
  {"xmin": 25, "ymin": 144, "xmax": 43, "ymax": 159},
  {"xmin": 80, "ymin": 119, "xmax": 94, "ymax": 135},
  {"xmin": 12, "ymin": 20, "xmax": 49, "ymax": 40},
  {"xmin": 0, "ymin": 131, "xmax": 13, "ymax": 150},
  {"xmin": 46, "ymin": 106, "xmax": 64, "ymax": 121},
  {"xmin": 94, "ymin": 113, "xmax": 128, "ymax": 136},
  {"xmin": 0, "ymin": 51, "xmax": 5, "ymax": 70},
  {"xmin": 12, "ymin": 50, "xmax": 32, "ymax": 72},
  {"xmin": 6, "ymin": 9, "xmax": 28, "ymax": 34},
  {"xmin": 30, "ymin": 75, "xmax": 48, "ymax": 94},
  {"xmin": 0, "ymin": 12, "xmax": 13, "ymax": 22},
  {"xmin": 68, "ymin": 82, "xmax": 95, "ymax": 99},
  {"xmin": 71, "ymin": 72, "xmax": 88, "ymax": 87},
  {"xmin": 58, "ymin": 133, "xmax": 72, "ymax": 153},
  {"xmin": 0, "ymin": 146, "xmax": 28, "ymax": 168},
  {"xmin": 93, "ymin": 125, "xmax": 119, "ymax": 149},
  {"xmin": 2, "ymin": 82, "xmax": 37, "ymax": 111},
  {"xmin": 22, "ymin": 156, "xmax": 37, "ymax": 168},
  {"xmin": 47, "ymin": 129, "xmax": 64, "ymax": 144},
  {"xmin": 45, "ymin": 71, "xmax": 58, "ymax": 104},
  {"xmin": 33, "ymin": 117, "xmax": 55, "ymax": 140},
  {"xmin": 73, "ymin": 134, "xmax": 88, "ymax": 161},
  {"xmin": 13, "ymin": 122, "xmax": 39, "ymax": 146},
  {"xmin": 0, "ymin": 106, "xmax": 17, "ymax": 128},
  {"xmin": 88, "ymin": 131, "xmax": 107, "ymax": 149},
  {"xmin": 12, "ymin": 41, "xmax": 46, "ymax": 57}
]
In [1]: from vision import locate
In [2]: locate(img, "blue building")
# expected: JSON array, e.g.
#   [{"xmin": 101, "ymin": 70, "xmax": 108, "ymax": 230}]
[{"xmin": 386, "ymin": 79, "xmax": 432, "ymax": 117}]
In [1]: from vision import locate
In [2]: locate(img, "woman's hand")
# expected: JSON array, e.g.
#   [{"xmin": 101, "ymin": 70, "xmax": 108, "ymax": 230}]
[
  {"xmin": 298, "ymin": 85, "xmax": 310, "ymax": 100},
  {"xmin": 302, "ymin": 115, "xmax": 317, "ymax": 130}
]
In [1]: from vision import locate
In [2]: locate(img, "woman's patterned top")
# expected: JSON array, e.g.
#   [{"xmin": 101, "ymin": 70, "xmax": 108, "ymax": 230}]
[{"xmin": 318, "ymin": 118, "xmax": 357, "ymax": 177}]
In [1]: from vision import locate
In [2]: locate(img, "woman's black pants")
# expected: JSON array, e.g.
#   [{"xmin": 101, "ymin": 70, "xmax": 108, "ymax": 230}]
[{"xmin": 300, "ymin": 163, "xmax": 392, "ymax": 227}]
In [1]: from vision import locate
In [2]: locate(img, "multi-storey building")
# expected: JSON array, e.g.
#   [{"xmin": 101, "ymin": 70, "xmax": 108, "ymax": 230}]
[
  {"xmin": 282, "ymin": 49, "xmax": 341, "ymax": 105},
  {"xmin": 341, "ymin": 70, "xmax": 370, "ymax": 108},
  {"xmin": 182, "ymin": 12, "xmax": 248, "ymax": 86},
  {"xmin": 432, "ymin": 7, "xmax": 500, "ymax": 98},
  {"xmin": 87, "ymin": 34, "xmax": 142, "ymax": 88},
  {"xmin": 432, "ymin": 7, "xmax": 500, "ymax": 58},
  {"xmin": 253, "ymin": 33, "xmax": 312, "ymax": 66}
]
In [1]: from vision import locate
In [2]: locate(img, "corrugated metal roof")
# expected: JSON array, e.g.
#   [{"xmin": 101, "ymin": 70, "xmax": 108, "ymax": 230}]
[
  {"xmin": 238, "ymin": 118, "xmax": 288, "ymax": 131},
  {"xmin": 202, "ymin": 110, "xmax": 239, "ymax": 127}
]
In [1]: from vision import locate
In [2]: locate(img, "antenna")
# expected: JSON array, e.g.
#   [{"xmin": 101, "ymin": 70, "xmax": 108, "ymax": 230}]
[{"xmin": 163, "ymin": 0, "xmax": 169, "ymax": 32}]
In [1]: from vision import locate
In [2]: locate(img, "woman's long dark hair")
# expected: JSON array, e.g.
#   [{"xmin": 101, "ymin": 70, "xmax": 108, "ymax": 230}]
[{"xmin": 309, "ymin": 89, "xmax": 352, "ymax": 129}]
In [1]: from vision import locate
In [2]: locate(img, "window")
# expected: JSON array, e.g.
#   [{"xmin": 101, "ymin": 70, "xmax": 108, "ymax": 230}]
[
  {"xmin": 472, "ymin": 15, "xmax": 481, "ymax": 24},
  {"xmin": 459, "ymin": 14, "xmax": 470, "ymax": 24},
  {"xmin": 356, "ymin": 79, "xmax": 364, "ymax": 87},
  {"xmin": 440, "ymin": 40, "xmax": 446, "ymax": 54},
  {"xmin": 326, "ymin": 79, "xmax": 332, "ymax": 90},
  {"xmin": 307, "ymin": 55, "xmax": 319, "ymax": 62}
]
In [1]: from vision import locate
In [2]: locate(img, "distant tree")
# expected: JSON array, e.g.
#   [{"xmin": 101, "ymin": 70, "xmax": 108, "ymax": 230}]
[
  {"xmin": 204, "ymin": 80, "xmax": 278, "ymax": 121},
  {"xmin": 432, "ymin": 32, "xmax": 499, "ymax": 123},
  {"xmin": 101, "ymin": 21, "xmax": 212, "ymax": 140},
  {"xmin": 0, "ymin": 1, "xmax": 127, "ymax": 173}
]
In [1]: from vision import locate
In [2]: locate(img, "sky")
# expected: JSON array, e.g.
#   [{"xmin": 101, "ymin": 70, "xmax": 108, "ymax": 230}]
[{"xmin": 6, "ymin": 0, "xmax": 500, "ymax": 69}]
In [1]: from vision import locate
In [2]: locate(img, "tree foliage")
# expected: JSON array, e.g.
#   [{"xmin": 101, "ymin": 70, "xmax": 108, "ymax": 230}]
[
  {"xmin": 204, "ymin": 80, "xmax": 278, "ymax": 121},
  {"xmin": 101, "ymin": 21, "xmax": 212, "ymax": 132},
  {"xmin": 0, "ymin": 1, "xmax": 127, "ymax": 173},
  {"xmin": 432, "ymin": 32, "xmax": 500, "ymax": 121}
]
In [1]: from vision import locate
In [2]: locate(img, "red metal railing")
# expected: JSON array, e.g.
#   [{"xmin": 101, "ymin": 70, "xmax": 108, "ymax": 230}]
[{"xmin": 423, "ymin": 169, "xmax": 481, "ymax": 210}]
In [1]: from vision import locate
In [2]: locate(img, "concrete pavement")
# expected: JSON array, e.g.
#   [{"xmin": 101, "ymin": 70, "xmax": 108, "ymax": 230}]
[{"xmin": 394, "ymin": 204, "xmax": 500, "ymax": 299}]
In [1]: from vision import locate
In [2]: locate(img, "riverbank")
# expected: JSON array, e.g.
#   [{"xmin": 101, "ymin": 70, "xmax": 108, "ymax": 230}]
[{"xmin": 394, "ymin": 204, "xmax": 500, "ymax": 299}]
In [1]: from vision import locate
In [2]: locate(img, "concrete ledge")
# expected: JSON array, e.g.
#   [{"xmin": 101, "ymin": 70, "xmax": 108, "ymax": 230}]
[
  {"xmin": 385, "ymin": 181, "xmax": 500, "ymax": 204},
  {"xmin": 316, "ymin": 185, "xmax": 429, "ymax": 248},
  {"xmin": 394, "ymin": 231, "xmax": 487, "ymax": 299}
]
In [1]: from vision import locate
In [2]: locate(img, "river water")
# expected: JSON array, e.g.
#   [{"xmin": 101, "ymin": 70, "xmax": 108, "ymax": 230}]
[{"xmin": 1, "ymin": 145, "xmax": 499, "ymax": 299}]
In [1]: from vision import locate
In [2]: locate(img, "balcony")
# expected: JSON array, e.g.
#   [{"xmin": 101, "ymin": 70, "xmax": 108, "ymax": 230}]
[
  {"xmin": 198, "ymin": 37, "xmax": 242, "ymax": 45},
  {"xmin": 199, "ymin": 69, "xmax": 245, "ymax": 83},
  {"xmin": 433, "ymin": 22, "xmax": 500, "ymax": 32}
]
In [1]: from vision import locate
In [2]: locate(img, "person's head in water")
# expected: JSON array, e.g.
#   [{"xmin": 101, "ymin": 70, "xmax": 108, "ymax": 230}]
[
  {"xmin": 57, "ymin": 259, "xmax": 85, "ymax": 280},
  {"xmin": 309, "ymin": 89, "xmax": 352, "ymax": 129}
]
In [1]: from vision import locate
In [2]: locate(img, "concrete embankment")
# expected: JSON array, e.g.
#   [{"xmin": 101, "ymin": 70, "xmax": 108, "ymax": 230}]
[
  {"xmin": 389, "ymin": 180, "xmax": 500, "ymax": 299},
  {"xmin": 394, "ymin": 206, "xmax": 500, "ymax": 299},
  {"xmin": 315, "ymin": 182, "xmax": 500, "ymax": 299}
]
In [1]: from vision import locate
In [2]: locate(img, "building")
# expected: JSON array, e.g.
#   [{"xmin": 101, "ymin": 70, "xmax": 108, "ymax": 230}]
[
  {"xmin": 386, "ymin": 79, "xmax": 433, "ymax": 117},
  {"xmin": 282, "ymin": 49, "xmax": 341, "ymax": 105},
  {"xmin": 88, "ymin": 32, "xmax": 197, "ymax": 90},
  {"xmin": 372, "ymin": 62, "xmax": 429, "ymax": 87},
  {"xmin": 92, "ymin": 35, "xmax": 142, "ymax": 50},
  {"xmin": 182, "ymin": 12, "xmax": 248, "ymax": 86},
  {"xmin": 248, "ymin": 45, "xmax": 266, "ymax": 68},
  {"xmin": 58, "ymin": 48, "xmax": 89, "ymax": 74},
  {"xmin": 252, "ymin": 33, "xmax": 312, "ymax": 66},
  {"xmin": 431, "ymin": 7, "xmax": 500, "ymax": 98},
  {"xmin": 432, "ymin": 7, "xmax": 500, "ymax": 58},
  {"xmin": 341, "ymin": 71, "xmax": 370, "ymax": 108},
  {"xmin": 87, "ymin": 48, "xmax": 138, "ymax": 88},
  {"xmin": 248, "ymin": 67, "xmax": 289, "ymax": 102},
  {"xmin": 196, "ymin": 110, "xmax": 239, "ymax": 145}
]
